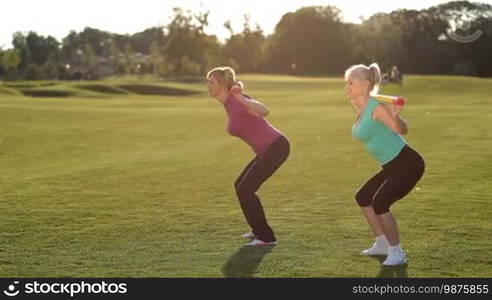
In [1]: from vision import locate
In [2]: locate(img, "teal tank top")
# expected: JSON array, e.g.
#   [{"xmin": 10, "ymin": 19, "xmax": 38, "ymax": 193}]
[{"xmin": 352, "ymin": 98, "xmax": 406, "ymax": 165}]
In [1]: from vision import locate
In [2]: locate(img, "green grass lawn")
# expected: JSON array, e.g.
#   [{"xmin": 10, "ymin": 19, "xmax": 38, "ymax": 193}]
[{"xmin": 0, "ymin": 75, "xmax": 490, "ymax": 277}]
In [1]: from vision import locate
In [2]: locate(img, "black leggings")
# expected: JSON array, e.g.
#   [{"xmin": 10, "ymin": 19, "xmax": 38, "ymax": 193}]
[
  {"xmin": 355, "ymin": 145, "xmax": 425, "ymax": 215},
  {"xmin": 234, "ymin": 136, "xmax": 290, "ymax": 242}
]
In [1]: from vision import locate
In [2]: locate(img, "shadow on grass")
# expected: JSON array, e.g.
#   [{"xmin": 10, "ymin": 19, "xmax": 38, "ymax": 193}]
[
  {"xmin": 76, "ymin": 84, "xmax": 127, "ymax": 94},
  {"xmin": 117, "ymin": 84, "xmax": 201, "ymax": 96},
  {"xmin": 371, "ymin": 256, "xmax": 409, "ymax": 278},
  {"xmin": 20, "ymin": 89, "xmax": 75, "ymax": 97},
  {"xmin": 222, "ymin": 245, "xmax": 275, "ymax": 278},
  {"xmin": 167, "ymin": 76, "xmax": 203, "ymax": 83}
]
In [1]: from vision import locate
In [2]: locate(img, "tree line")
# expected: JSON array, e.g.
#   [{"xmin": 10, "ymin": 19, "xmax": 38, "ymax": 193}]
[{"xmin": 1, "ymin": 1, "xmax": 491, "ymax": 80}]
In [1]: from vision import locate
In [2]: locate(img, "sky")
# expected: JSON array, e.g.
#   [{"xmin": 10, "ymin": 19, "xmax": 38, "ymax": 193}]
[{"xmin": 1, "ymin": 0, "xmax": 489, "ymax": 48}]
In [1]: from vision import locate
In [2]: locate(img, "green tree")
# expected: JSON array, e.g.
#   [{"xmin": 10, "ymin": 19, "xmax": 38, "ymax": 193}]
[
  {"xmin": 82, "ymin": 43, "xmax": 98, "ymax": 79},
  {"xmin": 62, "ymin": 27, "xmax": 113, "ymax": 66},
  {"xmin": 109, "ymin": 38, "xmax": 121, "ymax": 75},
  {"xmin": 179, "ymin": 55, "xmax": 201, "ymax": 76},
  {"xmin": 162, "ymin": 8, "xmax": 221, "ymax": 76},
  {"xmin": 25, "ymin": 32, "xmax": 60, "ymax": 65},
  {"xmin": 83, "ymin": 43, "xmax": 97, "ymax": 68},
  {"xmin": 131, "ymin": 27, "xmax": 166, "ymax": 55},
  {"xmin": 43, "ymin": 55, "xmax": 62, "ymax": 79},
  {"xmin": 124, "ymin": 43, "xmax": 135, "ymax": 74},
  {"xmin": 150, "ymin": 40, "xmax": 161, "ymax": 76},
  {"xmin": 24, "ymin": 63, "xmax": 45, "ymax": 80},
  {"xmin": 2, "ymin": 49, "xmax": 21, "ymax": 80},
  {"xmin": 264, "ymin": 6, "xmax": 349, "ymax": 74},
  {"xmin": 0, "ymin": 48, "xmax": 4, "ymax": 77},
  {"xmin": 223, "ymin": 16, "xmax": 266, "ymax": 73},
  {"xmin": 12, "ymin": 32, "xmax": 30, "ymax": 72}
]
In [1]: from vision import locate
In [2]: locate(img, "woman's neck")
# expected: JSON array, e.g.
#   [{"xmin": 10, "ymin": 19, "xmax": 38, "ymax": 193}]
[
  {"xmin": 215, "ymin": 90, "xmax": 229, "ymax": 104},
  {"xmin": 352, "ymin": 94, "xmax": 370, "ymax": 111}
]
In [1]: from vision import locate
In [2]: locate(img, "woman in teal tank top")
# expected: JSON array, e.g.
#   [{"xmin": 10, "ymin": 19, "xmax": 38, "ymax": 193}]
[{"xmin": 345, "ymin": 63, "xmax": 425, "ymax": 267}]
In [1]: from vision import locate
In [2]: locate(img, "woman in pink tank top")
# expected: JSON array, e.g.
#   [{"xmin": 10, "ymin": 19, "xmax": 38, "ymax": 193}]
[{"xmin": 206, "ymin": 66, "xmax": 290, "ymax": 246}]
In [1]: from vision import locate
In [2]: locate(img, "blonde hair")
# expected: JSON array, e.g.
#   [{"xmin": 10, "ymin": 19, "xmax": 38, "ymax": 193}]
[
  {"xmin": 206, "ymin": 66, "xmax": 243, "ymax": 90},
  {"xmin": 344, "ymin": 63, "xmax": 381, "ymax": 95}
]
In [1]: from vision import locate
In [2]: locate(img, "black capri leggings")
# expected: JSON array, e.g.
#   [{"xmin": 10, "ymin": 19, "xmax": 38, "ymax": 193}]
[
  {"xmin": 355, "ymin": 145, "xmax": 425, "ymax": 215},
  {"xmin": 234, "ymin": 136, "xmax": 290, "ymax": 243}
]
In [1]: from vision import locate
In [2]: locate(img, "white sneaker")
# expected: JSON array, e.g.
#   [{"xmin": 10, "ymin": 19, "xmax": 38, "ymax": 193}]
[
  {"xmin": 241, "ymin": 232, "xmax": 257, "ymax": 240},
  {"xmin": 245, "ymin": 239, "xmax": 277, "ymax": 246},
  {"xmin": 382, "ymin": 249, "xmax": 407, "ymax": 266},
  {"xmin": 361, "ymin": 242, "xmax": 388, "ymax": 256}
]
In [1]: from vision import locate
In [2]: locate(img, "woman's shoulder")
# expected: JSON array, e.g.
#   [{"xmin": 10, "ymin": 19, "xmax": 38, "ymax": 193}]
[
  {"xmin": 369, "ymin": 98, "xmax": 387, "ymax": 111},
  {"xmin": 368, "ymin": 98, "xmax": 380, "ymax": 106},
  {"xmin": 362, "ymin": 98, "xmax": 380, "ymax": 115}
]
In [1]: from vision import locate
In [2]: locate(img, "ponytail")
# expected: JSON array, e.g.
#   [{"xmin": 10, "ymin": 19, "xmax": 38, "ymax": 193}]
[
  {"xmin": 368, "ymin": 63, "xmax": 381, "ymax": 96},
  {"xmin": 234, "ymin": 80, "xmax": 244, "ymax": 90}
]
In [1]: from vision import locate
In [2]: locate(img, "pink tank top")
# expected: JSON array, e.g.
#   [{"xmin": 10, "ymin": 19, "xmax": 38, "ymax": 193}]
[{"xmin": 224, "ymin": 94, "xmax": 282, "ymax": 154}]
